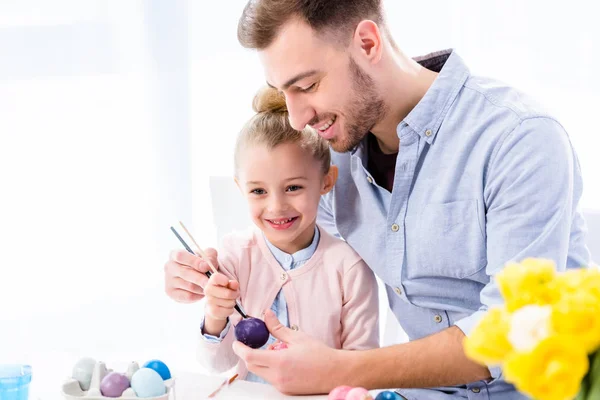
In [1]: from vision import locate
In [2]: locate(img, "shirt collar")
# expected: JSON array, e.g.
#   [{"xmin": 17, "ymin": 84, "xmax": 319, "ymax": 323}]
[
  {"xmin": 403, "ymin": 49, "xmax": 470, "ymax": 144},
  {"xmin": 350, "ymin": 49, "xmax": 470, "ymax": 156},
  {"xmin": 264, "ymin": 226, "xmax": 320, "ymax": 265}
]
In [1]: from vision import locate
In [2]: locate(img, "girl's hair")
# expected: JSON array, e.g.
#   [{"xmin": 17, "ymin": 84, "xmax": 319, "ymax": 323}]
[{"xmin": 234, "ymin": 87, "xmax": 331, "ymax": 176}]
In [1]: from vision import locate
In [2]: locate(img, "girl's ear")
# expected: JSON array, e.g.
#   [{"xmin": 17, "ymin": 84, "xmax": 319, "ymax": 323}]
[{"xmin": 320, "ymin": 165, "xmax": 338, "ymax": 195}]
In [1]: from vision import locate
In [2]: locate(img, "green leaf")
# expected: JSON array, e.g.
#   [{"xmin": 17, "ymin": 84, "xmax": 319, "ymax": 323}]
[{"xmin": 586, "ymin": 352, "xmax": 600, "ymax": 400}]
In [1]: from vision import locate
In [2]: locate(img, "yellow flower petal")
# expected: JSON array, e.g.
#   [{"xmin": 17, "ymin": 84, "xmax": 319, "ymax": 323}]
[
  {"xmin": 496, "ymin": 258, "xmax": 558, "ymax": 312},
  {"xmin": 551, "ymin": 290, "xmax": 600, "ymax": 353},
  {"xmin": 504, "ymin": 336, "xmax": 589, "ymax": 400},
  {"xmin": 464, "ymin": 307, "xmax": 513, "ymax": 366}
]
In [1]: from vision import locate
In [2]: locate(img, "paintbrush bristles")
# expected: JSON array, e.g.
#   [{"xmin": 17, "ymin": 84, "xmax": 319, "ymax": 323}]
[{"xmin": 179, "ymin": 221, "xmax": 219, "ymax": 274}]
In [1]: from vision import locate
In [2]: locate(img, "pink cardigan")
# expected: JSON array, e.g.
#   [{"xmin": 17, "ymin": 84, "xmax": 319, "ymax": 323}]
[{"xmin": 196, "ymin": 226, "xmax": 380, "ymax": 379}]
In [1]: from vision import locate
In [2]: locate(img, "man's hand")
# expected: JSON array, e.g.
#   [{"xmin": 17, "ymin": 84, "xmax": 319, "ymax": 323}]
[
  {"xmin": 232, "ymin": 310, "xmax": 346, "ymax": 394},
  {"xmin": 163, "ymin": 248, "xmax": 218, "ymax": 303},
  {"xmin": 233, "ymin": 310, "xmax": 491, "ymax": 395}
]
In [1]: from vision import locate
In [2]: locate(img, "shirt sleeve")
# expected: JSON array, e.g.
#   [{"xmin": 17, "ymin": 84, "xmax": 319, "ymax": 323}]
[
  {"xmin": 340, "ymin": 259, "xmax": 380, "ymax": 350},
  {"xmin": 317, "ymin": 193, "xmax": 342, "ymax": 238},
  {"xmin": 199, "ymin": 317, "xmax": 232, "ymax": 343},
  {"xmin": 196, "ymin": 234, "xmax": 242, "ymax": 374},
  {"xmin": 454, "ymin": 117, "xmax": 587, "ymax": 379}
]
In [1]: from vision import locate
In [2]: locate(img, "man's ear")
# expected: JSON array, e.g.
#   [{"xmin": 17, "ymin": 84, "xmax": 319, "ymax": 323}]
[
  {"xmin": 352, "ymin": 20, "xmax": 384, "ymax": 65},
  {"xmin": 321, "ymin": 165, "xmax": 338, "ymax": 195}
]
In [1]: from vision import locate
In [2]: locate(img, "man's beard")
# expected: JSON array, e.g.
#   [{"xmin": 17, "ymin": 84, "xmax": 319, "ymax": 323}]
[{"xmin": 328, "ymin": 57, "xmax": 387, "ymax": 153}]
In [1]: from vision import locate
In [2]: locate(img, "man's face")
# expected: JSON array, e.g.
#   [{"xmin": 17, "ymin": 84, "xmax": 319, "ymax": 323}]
[{"xmin": 259, "ymin": 19, "xmax": 386, "ymax": 153}]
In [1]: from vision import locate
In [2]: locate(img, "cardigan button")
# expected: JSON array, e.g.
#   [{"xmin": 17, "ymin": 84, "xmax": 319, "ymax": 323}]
[
  {"xmin": 291, "ymin": 325, "xmax": 298, "ymax": 331},
  {"xmin": 280, "ymin": 273, "xmax": 287, "ymax": 281}
]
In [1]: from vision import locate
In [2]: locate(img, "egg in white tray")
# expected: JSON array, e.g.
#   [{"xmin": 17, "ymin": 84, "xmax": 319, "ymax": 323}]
[{"xmin": 62, "ymin": 359, "xmax": 175, "ymax": 400}]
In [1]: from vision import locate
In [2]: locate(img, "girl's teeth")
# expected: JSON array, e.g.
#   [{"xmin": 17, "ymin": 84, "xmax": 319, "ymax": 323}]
[{"xmin": 272, "ymin": 218, "xmax": 292, "ymax": 225}]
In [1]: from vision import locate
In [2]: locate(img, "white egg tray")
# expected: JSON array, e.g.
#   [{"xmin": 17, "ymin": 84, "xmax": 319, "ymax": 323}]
[{"xmin": 61, "ymin": 361, "xmax": 175, "ymax": 400}]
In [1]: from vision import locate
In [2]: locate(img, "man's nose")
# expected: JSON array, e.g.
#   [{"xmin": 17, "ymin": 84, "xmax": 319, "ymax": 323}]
[{"xmin": 285, "ymin": 94, "xmax": 315, "ymax": 131}]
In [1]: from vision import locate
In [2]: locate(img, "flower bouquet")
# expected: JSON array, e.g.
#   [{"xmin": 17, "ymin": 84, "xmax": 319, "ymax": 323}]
[{"xmin": 463, "ymin": 258, "xmax": 600, "ymax": 400}]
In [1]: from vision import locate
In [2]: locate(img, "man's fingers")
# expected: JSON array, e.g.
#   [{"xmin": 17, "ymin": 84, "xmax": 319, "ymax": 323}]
[
  {"xmin": 169, "ymin": 249, "xmax": 202, "ymax": 269},
  {"xmin": 171, "ymin": 277, "xmax": 204, "ymax": 295},
  {"xmin": 264, "ymin": 309, "xmax": 296, "ymax": 343},
  {"xmin": 169, "ymin": 288, "xmax": 203, "ymax": 304},
  {"xmin": 232, "ymin": 341, "xmax": 278, "ymax": 368},
  {"xmin": 202, "ymin": 247, "xmax": 218, "ymax": 260},
  {"xmin": 167, "ymin": 262, "xmax": 209, "ymax": 288}
]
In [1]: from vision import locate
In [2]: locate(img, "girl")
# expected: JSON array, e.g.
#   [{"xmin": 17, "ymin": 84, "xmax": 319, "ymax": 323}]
[{"xmin": 196, "ymin": 87, "xmax": 379, "ymax": 384}]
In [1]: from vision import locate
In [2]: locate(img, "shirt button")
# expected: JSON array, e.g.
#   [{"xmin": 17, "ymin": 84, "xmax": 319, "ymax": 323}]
[
  {"xmin": 471, "ymin": 388, "xmax": 481, "ymax": 393},
  {"xmin": 280, "ymin": 273, "xmax": 287, "ymax": 281},
  {"xmin": 391, "ymin": 223, "xmax": 400, "ymax": 232},
  {"xmin": 434, "ymin": 314, "xmax": 443, "ymax": 323},
  {"xmin": 394, "ymin": 287, "xmax": 402, "ymax": 296},
  {"xmin": 291, "ymin": 325, "xmax": 298, "ymax": 331},
  {"xmin": 367, "ymin": 176, "xmax": 373, "ymax": 184},
  {"xmin": 425, "ymin": 129, "xmax": 433, "ymax": 137}
]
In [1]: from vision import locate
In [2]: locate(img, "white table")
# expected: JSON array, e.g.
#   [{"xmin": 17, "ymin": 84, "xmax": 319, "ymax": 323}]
[{"xmin": 172, "ymin": 371, "xmax": 332, "ymax": 399}]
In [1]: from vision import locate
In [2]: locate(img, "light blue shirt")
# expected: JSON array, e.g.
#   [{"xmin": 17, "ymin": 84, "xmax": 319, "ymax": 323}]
[
  {"xmin": 201, "ymin": 227, "xmax": 320, "ymax": 385},
  {"xmin": 317, "ymin": 49, "xmax": 591, "ymax": 399}
]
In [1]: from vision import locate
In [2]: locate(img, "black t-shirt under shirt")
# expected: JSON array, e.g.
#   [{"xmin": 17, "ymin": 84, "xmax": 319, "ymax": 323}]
[{"xmin": 366, "ymin": 133, "xmax": 398, "ymax": 192}]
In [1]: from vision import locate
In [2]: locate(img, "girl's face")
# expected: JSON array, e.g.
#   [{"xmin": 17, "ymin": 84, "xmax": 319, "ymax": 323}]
[{"xmin": 236, "ymin": 141, "xmax": 336, "ymax": 254}]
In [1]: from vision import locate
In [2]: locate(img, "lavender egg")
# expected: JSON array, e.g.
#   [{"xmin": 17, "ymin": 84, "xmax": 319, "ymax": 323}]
[
  {"xmin": 100, "ymin": 372, "xmax": 130, "ymax": 398},
  {"xmin": 234, "ymin": 318, "xmax": 269, "ymax": 349}
]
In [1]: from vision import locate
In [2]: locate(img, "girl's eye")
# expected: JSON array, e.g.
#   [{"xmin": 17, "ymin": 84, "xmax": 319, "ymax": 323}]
[
  {"xmin": 286, "ymin": 185, "xmax": 302, "ymax": 192},
  {"xmin": 251, "ymin": 188, "xmax": 266, "ymax": 195}
]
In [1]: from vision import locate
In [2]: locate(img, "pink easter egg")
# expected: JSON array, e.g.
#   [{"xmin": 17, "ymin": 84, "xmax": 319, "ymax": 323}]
[
  {"xmin": 100, "ymin": 372, "xmax": 130, "ymax": 398},
  {"xmin": 328, "ymin": 385, "xmax": 353, "ymax": 400},
  {"xmin": 346, "ymin": 387, "xmax": 373, "ymax": 400},
  {"xmin": 269, "ymin": 342, "xmax": 288, "ymax": 351}
]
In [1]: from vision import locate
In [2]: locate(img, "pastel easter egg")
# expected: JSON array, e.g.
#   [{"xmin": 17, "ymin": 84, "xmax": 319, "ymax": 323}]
[
  {"xmin": 72, "ymin": 357, "xmax": 96, "ymax": 391},
  {"xmin": 234, "ymin": 318, "xmax": 269, "ymax": 349},
  {"xmin": 328, "ymin": 385, "xmax": 353, "ymax": 400},
  {"xmin": 375, "ymin": 391, "xmax": 404, "ymax": 400},
  {"xmin": 131, "ymin": 368, "xmax": 166, "ymax": 398},
  {"xmin": 268, "ymin": 342, "xmax": 288, "ymax": 351},
  {"xmin": 141, "ymin": 360, "xmax": 171, "ymax": 380},
  {"xmin": 100, "ymin": 372, "xmax": 130, "ymax": 398},
  {"xmin": 346, "ymin": 387, "xmax": 373, "ymax": 400}
]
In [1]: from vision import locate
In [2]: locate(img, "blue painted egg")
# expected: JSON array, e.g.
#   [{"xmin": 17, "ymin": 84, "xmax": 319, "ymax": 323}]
[
  {"xmin": 375, "ymin": 391, "xmax": 404, "ymax": 400},
  {"xmin": 141, "ymin": 360, "xmax": 171, "ymax": 380},
  {"xmin": 130, "ymin": 368, "xmax": 166, "ymax": 398}
]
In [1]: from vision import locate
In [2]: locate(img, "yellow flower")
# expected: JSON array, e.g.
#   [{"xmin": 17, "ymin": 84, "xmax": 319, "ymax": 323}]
[
  {"xmin": 464, "ymin": 307, "xmax": 513, "ymax": 366},
  {"xmin": 551, "ymin": 290, "xmax": 600, "ymax": 353},
  {"xmin": 555, "ymin": 267, "xmax": 600, "ymax": 300},
  {"xmin": 504, "ymin": 336, "xmax": 589, "ymax": 400},
  {"xmin": 496, "ymin": 258, "xmax": 559, "ymax": 312}
]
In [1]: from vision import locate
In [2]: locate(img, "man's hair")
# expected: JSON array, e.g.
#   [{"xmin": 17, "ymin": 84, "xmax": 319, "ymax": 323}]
[{"xmin": 237, "ymin": 0, "xmax": 386, "ymax": 49}]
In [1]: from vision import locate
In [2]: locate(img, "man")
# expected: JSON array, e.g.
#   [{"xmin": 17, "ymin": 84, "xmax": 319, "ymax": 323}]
[{"xmin": 164, "ymin": 1, "xmax": 591, "ymax": 398}]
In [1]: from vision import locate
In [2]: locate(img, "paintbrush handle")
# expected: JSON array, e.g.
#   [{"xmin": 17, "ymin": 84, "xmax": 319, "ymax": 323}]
[{"xmin": 170, "ymin": 226, "xmax": 248, "ymax": 319}]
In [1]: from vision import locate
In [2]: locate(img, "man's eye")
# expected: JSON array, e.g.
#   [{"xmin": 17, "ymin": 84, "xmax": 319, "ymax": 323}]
[{"xmin": 301, "ymin": 83, "xmax": 317, "ymax": 92}]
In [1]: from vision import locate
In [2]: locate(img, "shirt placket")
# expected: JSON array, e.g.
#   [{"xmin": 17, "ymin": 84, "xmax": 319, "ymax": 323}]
[{"xmin": 386, "ymin": 129, "xmax": 420, "ymax": 295}]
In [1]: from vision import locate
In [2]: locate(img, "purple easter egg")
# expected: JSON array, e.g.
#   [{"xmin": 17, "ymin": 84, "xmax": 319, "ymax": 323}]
[
  {"xmin": 100, "ymin": 372, "xmax": 130, "ymax": 398},
  {"xmin": 234, "ymin": 318, "xmax": 269, "ymax": 349}
]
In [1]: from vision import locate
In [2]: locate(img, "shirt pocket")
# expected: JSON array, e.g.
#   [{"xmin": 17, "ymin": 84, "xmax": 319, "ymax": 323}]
[{"xmin": 407, "ymin": 199, "xmax": 486, "ymax": 280}]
